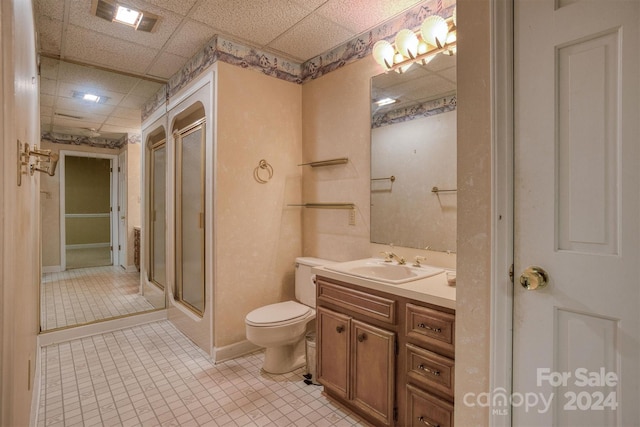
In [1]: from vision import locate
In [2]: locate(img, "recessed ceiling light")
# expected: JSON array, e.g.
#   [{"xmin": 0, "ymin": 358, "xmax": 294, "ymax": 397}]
[
  {"xmin": 375, "ymin": 98, "xmax": 397, "ymax": 107},
  {"xmin": 83, "ymin": 93, "xmax": 101, "ymax": 102},
  {"xmin": 114, "ymin": 5, "xmax": 142, "ymax": 27}
]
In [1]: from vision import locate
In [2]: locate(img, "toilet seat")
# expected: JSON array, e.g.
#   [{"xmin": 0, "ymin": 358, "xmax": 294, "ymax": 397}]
[{"xmin": 245, "ymin": 301, "xmax": 312, "ymax": 327}]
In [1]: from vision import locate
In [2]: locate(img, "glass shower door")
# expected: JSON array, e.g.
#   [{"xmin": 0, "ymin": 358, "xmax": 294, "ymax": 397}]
[
  {"xmin": 175, "ymin": 119, "xmax": 205, "ymax": 315},
  {"xmin": 150, "ymin": 142, "xmax": 166, "ymax": 289}
]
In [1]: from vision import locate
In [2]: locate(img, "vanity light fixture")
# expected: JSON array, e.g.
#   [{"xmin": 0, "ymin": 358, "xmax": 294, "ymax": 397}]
[{"xmin": 372, "ymin": 10, "xmax": 457, "ymax": 74}]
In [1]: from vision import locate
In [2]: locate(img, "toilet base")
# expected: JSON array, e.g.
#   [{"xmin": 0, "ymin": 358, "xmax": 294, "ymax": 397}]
[{"xmin": 261, "ymin": 338, "xmax": 305, "ymax": 374}]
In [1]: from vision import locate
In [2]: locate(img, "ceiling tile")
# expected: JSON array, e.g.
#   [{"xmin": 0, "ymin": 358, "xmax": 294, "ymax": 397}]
[
  {"xmin": 41, "ymin": 94, "xmax": 55, "ymax": 107},
  {"xmin": 111, "ymin": 106, "xmax": 142, "ymax": 119},
  {"xmin": 119, "ymin": 94, "xmax": 156, "ymax": 109},
  {"xmin": 146, "ymin": 52, "xmax": 189, "ymax": 80},
  {"xmin": 35, "ymin": 0, "xmax": 65, "ymax": 20},
  {"xmin": 99, "ymin": 124, "xmax": 141, "ymax": 134},
  {"xmin": 317, "ymin": 0, "xmax": 425, "ymax": 34},
  {"xmin": 52, "ymin": 117, "xmax": 105, "ymax": 131},
  {"xmin": 191, "ymin": 0, "xmax": 311, "ymax": 47},
  {"xmin": 63, "ymin": 25, "xmax": 158, "ymax": 75},
  {"xmin": 105, "ymin": 116, "xmax": 141, "ymax": 128},
  {"xmin": 163, "ymin": 19, "xmax": 217, "ymax": 59},
  {"xmin": 57, "ymin": 61, "xmax": 140, "ymax": 94},
  {"xmin": 41, "ymin": 78, "xmax": 57, "ymax": 96},
  {"xmin": 37, "ymin": 16, "xmax": 63, "ymax": 55},
  {"xmin": 67, "ymin": 1, "xmax": 184, "ymax": 50},
  {"xmin": 143, "ymin": 0, "xmax": 199, "ymax": 16},
  {"xmin": 39, "ymin": 57, "xmax": 59, "ymax": 80},
  {"xmin": 40, "ymin": 105, "xmax": 53, "ymax": 117},
  {"xmin": 56, "ymin": 82, "xmax": 126, "ymax": 106},
  {"xmin": 128, "ymin": 79, "xmax": 164, "ymax": 98},
  {"xmin": 268, "ymin": 13, "xmax": 355, "ymax": 61},
  {"xmin": 290, "ymin": 0, "xmax": 330, "ymax": 11}
]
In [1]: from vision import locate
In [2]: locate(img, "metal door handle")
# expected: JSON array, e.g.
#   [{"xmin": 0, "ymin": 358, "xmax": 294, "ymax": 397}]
[
  {"xmin": 519, "ymin": 266, "xmax": 549, "ymax": 290},
  {"xmin": 357, "ymin": 333, "xmax": 367, "ymax": 342},
  {"xmin": 336, "ymin": 325, "xmax": 344, "ymax": 333}
]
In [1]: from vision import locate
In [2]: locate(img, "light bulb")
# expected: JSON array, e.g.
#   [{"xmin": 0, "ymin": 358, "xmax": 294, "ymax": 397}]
[
  {"xmin": 421, "ymin": 15, "xmax": 449, "ymax": 48},
  {"xmin": 395, "ymin": 29, "xmax": 419, "ymax": 59},
  {"xmin": 372, "ymin": 40, "xmax": 395, "ymax": 69}
]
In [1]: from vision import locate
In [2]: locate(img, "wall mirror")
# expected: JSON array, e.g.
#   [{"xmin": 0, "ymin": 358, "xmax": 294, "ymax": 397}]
[
  {"xmin": 370, "ymin": 53, "xmax": 457, "ymax": 252},
  {"xmin": 39, "ymin": 57, "xmax": 166, "ymax": 332}
]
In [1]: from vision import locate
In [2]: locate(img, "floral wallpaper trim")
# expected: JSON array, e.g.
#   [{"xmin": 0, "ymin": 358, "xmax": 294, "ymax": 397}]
[
  {"xmin": 41, "ymin": 132, "xmax": 141, "ymax": 149},
  {"xmin": 372, "ymin": 95, "xmax": 457, "ymax": 128},
  {"xmin": 142, "ymin": 0, "xmax": 455, "ymax": 121}
]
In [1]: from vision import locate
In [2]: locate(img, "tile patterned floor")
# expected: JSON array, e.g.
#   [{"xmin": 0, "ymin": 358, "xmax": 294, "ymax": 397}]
[
  {"xmin": 41, "ymin": 267, "xmax": 155, "ymax": 331},
  {"xmin": 37, "ymin": 321, "xmax": 368, "ymax": 427}
]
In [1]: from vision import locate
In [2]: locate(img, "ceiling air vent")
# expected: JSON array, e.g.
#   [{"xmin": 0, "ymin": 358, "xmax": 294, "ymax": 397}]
[{"xmin": 91, "ymin": 0, "xmax": 160, "ymax": 33}]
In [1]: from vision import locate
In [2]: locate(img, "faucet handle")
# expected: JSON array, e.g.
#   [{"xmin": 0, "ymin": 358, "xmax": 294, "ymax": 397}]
[
  {"xmin": 413, "ymin": 256, "xmax": 427, "ymax": 267},
  {"xmin": 380, "ymin": 251, "xmax": 393, "ymax": 262}
]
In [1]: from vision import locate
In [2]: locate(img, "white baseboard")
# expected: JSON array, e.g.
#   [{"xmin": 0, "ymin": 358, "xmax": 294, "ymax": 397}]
[
  {"xmin": 29, "ymin": 344, "xmax": 42, "ymax": 427},
  {"xmin": 212, "ymin": 340, "xmax": 261, "ymax": 364},
  {"xmin": 39, "ymin": 310, "xmax": 167, "ymax": 347},
  {"xmin": 125, "ymin": 265, "xmax": 139, "ymax": 273},
  {"xmin": 42, "ymin": 265, "xmax": 63, "ymax": 273}
]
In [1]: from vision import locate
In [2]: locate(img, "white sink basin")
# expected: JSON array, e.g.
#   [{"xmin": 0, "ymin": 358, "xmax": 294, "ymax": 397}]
[{"xmin": 325, "ymin": 258, "xmax": 444, "ymax": 284}]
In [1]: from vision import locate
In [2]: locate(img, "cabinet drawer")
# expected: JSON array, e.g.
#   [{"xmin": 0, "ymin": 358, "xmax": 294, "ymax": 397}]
[
  {"xmin": 405, "ymin": 303, "xmax": 455, "ymax": 358},
  {"xmin": 406, "ymin": 384, "xmax": 454, "ymax": 427},
  {"xmin": 317, "ymin": 279, "xmax": 396, "ymax": 324},
  {"xmin": 406, "ymin": 344, "xmax": 454, "ymax": 401}
]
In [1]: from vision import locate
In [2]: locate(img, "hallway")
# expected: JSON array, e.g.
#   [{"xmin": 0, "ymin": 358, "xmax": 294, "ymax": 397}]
[{"xmin": 37, "ymin": 321, "xmax": 365, "ymax": 427}]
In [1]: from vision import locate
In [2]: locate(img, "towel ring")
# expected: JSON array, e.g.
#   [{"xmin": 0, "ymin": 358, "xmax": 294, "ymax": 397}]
[{"xmin": 254, "ymin": 159, "xmax": 273, "ymax": 184}]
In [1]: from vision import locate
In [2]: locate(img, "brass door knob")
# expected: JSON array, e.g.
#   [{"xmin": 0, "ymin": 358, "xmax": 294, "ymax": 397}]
[{"xmin": 519, "ymin": 266, "xmax": 549, "ymax": 290}]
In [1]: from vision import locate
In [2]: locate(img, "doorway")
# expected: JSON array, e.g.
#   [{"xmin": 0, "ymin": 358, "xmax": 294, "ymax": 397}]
[{"xmin": 60, "ymin": 151, "xmax": 119, "ymax": 270}]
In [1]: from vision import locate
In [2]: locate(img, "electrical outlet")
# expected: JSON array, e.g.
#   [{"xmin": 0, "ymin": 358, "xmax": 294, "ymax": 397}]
[{"xmin": 349, "ymin": 208, "xmax": 356, "ymax": 226}]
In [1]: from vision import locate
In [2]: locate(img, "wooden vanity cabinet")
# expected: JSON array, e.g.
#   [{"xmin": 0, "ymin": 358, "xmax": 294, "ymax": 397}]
[{"xmin": 316, "ymin": 275, "xmax": 455, "ymax": 427}]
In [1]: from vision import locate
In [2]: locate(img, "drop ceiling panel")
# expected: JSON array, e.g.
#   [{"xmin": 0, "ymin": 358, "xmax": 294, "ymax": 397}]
[
  {"xmin": 163, "ymin": 19, "xmax": 218, "ymax": 59},
  {"xmin": 56, "ymin": 83, "xmax": 126, "ymax": 106},
  {"xmin": 41, "ymin": 94, "xmax": 55, "ymax": 107},
  {"xmin": 128, "ymin": 79, "xmax": 164, "ymax": 98},
  {"xmin": 268, "ymin": 13, "xmax": 355, "ymax": 62},
  {"xmin": 37, "ymin": 17, "xmax": 63, "ymax": 54},
  {"xmin": 191, "ymin": 0, "xmax": 312, "ymax": 47},
  {"xmin": 317, "ymin": 0, "xmax": 425, "ymax": 35},
  {"xmin": 118, "ymin": 94, "xmax": 155, "ymax": 109},
  {"xmin": 68, "ymin": 2, "xmax": 183, "ymax": 50},
  {"xmin": 104, "ymin": 116, "xmax": 141, "ymax": 128},
  {"xmin": 99, "ymin": 124, "xmax": 141, "ymax": 134},
  {"xmin": 143, "ymin": 0, "xmax": 199, "ymax": 16},
  {"xmin": 40, "ymin": 78, "xmax": 58, "ymax": 96},
  {"xmin": 35, "ymin": 0, "xmax": 64, "ymax": 20},
  {"xmin": 52, "ymin": 117, "xmax": 105, "ymax": 130},
  {"xmin": 64, "ymin": 25, "xmax": 158, "ymax": 74},
  {"xmin": 146, "ymin": 51, "xmax": 189, "ymax": 80},
  {"xmin": 111, "ymin": 106, "xmax": 142, "ymax": 119},
  {"xmin": 40, "ymin": 57, "xmax": 60, "ymax": 79},
  {"xmin": 57, "ymin": 62, "xmax": 140, "ymax": 94}
]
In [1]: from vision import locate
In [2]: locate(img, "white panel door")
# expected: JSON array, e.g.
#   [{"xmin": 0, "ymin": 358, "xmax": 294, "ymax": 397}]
[{"xmin": 513, "ymin": 0, "xmax": 639, "ymax": 426}]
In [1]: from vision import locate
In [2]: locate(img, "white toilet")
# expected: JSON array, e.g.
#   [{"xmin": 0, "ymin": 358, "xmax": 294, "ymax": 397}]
[{"xmin": 245, "ymin": 257, "xmax": 333, "ymax": 374}]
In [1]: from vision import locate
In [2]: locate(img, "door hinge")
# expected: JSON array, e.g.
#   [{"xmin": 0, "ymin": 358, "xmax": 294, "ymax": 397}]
[
  {"xmin": 110, "ymin": 167, "xmax": 113, "ymax": 173},
  {"xmin": 110, "ymin": 246, "xmax": 113, "ymax": 251},
  {"xmin": 118, "ymin": 206, "xmax": 120, "ymax": 212},
  {"xmin": 118, "ymin": 245, "xmax": 121, "ymax": 251},
  {"xmin": 118, "ymin": 166, "xmax": 121, "ymax": 172},
  {"xmin": 393, "ymin": 407, "xmax": 398, "ymax": 422},
  {"xmin": 394, "ymin": 339, "xmax": 399, "ymax": 356},
  {"xmin": 509, "ymin": 264, "xmax": 514, "ymax": 284}
]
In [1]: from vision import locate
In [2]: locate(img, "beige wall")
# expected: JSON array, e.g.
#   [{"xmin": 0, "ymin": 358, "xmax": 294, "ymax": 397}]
[
  {"xmin": 214, "ymin": 62, "xmax": 303, "ymax": 348},
  {"xmin": 0, "ymin": 0, "xmax": 41, "ymax": 424},
  {"xmin": 301, "ymin": 58, "xmax": 375, "ymax": 261},
  {"xmin": 300, "ymin": 5, "xmax": 492, "ymax": 422},
  {"xmin": 455, "ymin": 0, "xmax": 492, "ymax": 424}
]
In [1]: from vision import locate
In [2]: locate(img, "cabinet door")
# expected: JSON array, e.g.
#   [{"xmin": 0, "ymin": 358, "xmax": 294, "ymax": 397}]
[
  {"xmin": 351, "ymin": 319, "xmax": 395, "ymax": 426},
  {"xmin": 317, "ymin": 307, "xmax": 350, "ymax": 398}
]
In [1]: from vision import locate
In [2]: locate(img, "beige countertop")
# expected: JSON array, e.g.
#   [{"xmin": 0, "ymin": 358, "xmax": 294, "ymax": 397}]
[{"xmin": 313, "ymin": 263, "xmax": 456, "ymax": 310}]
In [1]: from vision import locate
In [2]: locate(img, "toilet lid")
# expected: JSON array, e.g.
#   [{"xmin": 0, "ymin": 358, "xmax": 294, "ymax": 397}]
[{"xmin": 246, "ymin": 301, "xmax": 311, "ymax": 325}]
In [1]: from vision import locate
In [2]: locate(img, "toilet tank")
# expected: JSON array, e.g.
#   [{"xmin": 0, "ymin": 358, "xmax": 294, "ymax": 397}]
[{"xmin": 295, "ymin": 257, "xmax": 334, "ymax": 307}]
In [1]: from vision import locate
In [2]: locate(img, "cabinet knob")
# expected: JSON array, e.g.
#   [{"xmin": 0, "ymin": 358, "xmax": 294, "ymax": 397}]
[
  {"xmin": 418, "ymin": 416, "xmax": 440, "ymax": 427},
  {"xmin": 336, "ymin": 325, "xmax": 344, "ymax": 333},
  {"xmin": 417, "ymin": 323, "xmax": 442, "ymax": 333},
  {"xmin": 357, "ymin": 333, "xmax": 367, "ymax": 342}
]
